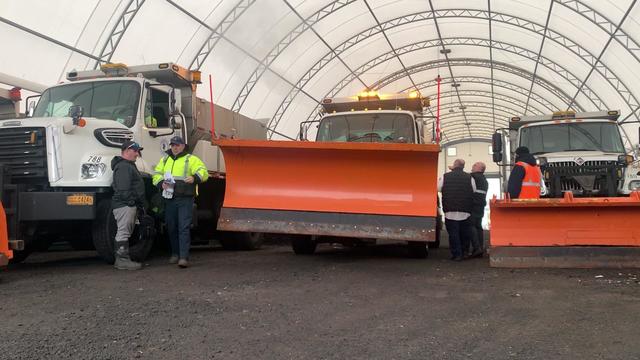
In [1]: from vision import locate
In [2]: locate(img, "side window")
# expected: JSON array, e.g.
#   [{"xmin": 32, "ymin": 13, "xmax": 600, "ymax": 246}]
[{"xmin": 144, "ymin": 88, "xmax": 170, "ymax": 128}]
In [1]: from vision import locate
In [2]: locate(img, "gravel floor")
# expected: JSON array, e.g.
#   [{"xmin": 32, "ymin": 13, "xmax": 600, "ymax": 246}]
[{"xmin": 1, "ymin": 241, "xmax": 640, "ymax": 360}]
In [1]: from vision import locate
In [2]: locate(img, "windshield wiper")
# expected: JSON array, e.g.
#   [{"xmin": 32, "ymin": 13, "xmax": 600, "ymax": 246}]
[{"xmin": 567, "ymin": 148, "xmax": 598, "ymax": 152}]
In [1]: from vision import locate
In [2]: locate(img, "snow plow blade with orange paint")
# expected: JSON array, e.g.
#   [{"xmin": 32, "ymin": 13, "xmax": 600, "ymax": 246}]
[
  {"xmin": 489, "ymin": 191, "xmax": 640, "ymax": 268},
  {"xmin": 215, "ymin": 139, "xmax": 440, "ymax": 243}
]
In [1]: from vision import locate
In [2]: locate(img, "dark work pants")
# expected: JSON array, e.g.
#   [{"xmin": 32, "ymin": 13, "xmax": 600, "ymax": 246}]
[
  {"xmin": 445, "ymin": 218, "xmax": 473, "ymax": 259},
  {"xmin": 470, "ymin": 214, "xmax": 484, "ymax": 253},
  {"xmin": 165, "ymin": 197, "xmax": 194, "ymax": 259}
]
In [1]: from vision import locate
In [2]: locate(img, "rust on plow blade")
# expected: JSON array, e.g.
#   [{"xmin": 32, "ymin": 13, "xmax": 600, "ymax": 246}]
[
  {"xmin": 489, "ymin": 191, "xmax": 640, "ymax": 268},
  {"xmin": 215, "ymin": 139, "xmax": 440, "ymax": 241}
]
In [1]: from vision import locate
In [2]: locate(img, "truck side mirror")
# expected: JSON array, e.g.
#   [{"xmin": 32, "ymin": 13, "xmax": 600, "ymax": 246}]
[
  {"xmin": 170, "ymin": 115, "xmax": 183, "ymax": 130},
  {"xmin": 492, "ymin": 132, "xmax": 503, "ymax": 163},
  {"xmin": 169, "ymin": 88, "xmax": 182, "ymax": 116}
]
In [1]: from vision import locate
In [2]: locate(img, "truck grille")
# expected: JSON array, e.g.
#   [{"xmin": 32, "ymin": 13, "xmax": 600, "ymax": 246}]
[
  {"xmin": 546, "ymin": 160, "xmax": 617, "ymax": 171},
  {"xmin": 0, "ymin": 127, "xmax": 47, "ymax": 180},
  {"xmin": 545, "ymin": 160, "xmax": 620, "ymax": 194}
]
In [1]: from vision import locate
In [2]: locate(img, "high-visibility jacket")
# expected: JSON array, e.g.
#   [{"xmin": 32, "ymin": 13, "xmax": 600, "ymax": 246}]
[
  {"xmin": 516, "ymin": 161, "xmax": 541, "ymax": 199},
  {"xmin": 152, "ymin": 151, "xmax": 209, "ymax": 197}
]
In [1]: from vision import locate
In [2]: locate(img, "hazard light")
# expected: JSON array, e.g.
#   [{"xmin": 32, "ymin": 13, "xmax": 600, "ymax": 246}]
[
  {"xmin": 552, "ymin": 111, "xmax": 576, "ymax": 119},
  {"xmin": 101, "ymin": 63, "xmax": 128, "ymax": 74},
  {"xmin": 358, "ymin": 90, "xmax": 379, "ymax": 101}
]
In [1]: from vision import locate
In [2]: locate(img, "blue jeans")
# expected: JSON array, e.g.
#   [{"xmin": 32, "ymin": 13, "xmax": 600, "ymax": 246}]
[
  {"xmin": 165, "ymin": 197, "xmax": 194, "ymax": 259},
  {"xmin": 445, "ymin": 218, "xmax": 473, "ymax": 259}
]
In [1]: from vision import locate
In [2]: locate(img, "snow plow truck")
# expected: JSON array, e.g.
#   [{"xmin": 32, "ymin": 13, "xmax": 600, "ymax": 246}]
[
  {"xmin": 215, "ymin": 91, "xmax": 441, "ymax": 258},
  {"xmin": 489, "ymin": 110, "xmax": 640, "ymax": 268}
]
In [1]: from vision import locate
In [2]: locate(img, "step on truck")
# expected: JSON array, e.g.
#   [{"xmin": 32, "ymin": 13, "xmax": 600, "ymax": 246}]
[
  {"xmin": 0, "ymin": 63, "xmax": 266, "ymax": 263},
  {"xmin": 214, "ymin": 91, "xmax": 442, "ymax": 258}
]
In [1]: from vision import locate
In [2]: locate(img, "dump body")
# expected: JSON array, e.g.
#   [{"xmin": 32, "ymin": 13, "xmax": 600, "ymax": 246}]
[{"xmin": 216, "ymin": 139, "xmax": 440, "ymax": 241}]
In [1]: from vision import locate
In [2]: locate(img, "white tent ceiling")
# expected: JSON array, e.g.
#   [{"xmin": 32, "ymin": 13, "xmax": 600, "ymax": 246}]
[{"xmin": 2, "ymin": 0, "xmax": 640, "ymax": 144}]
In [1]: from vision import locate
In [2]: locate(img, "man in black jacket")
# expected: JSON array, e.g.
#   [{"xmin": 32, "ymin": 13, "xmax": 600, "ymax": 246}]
[
  {"xmin": 111, "ymin": 140, "xmax": 145, "ymax": 270},
  {"xmin": 438, "ymin": 159, "xmax": 476, "ymax": 261},
  {"xmin": 469, "ymin": 161, "xmax": 488, "ymax": 257}
]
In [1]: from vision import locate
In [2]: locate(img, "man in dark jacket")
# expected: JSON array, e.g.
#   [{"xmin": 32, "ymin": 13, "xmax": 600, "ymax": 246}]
[
  {"xmin": 507, "ymin": 146, "xmax": 543, "ymax": 199},
  {"xmin": 111, "ymin": 140, "xmax": 145, "ymax": 270},
  {"xmin": 469, "ymin": 161, "xmax": 488, "ymax": 257},
  {"xmin": 438, "ymin": 159, "xmax": 476, "ymax": 261}
]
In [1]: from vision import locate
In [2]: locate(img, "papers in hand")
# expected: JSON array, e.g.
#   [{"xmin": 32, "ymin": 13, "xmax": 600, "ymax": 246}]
[{"xmin": 162, "ymin": 171, "xmax": 175, "ymax": 199}]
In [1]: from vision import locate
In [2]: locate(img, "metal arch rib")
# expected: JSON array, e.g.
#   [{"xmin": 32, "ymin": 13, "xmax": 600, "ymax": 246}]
[
  {"xmin": 402, "ymin": 75, "xmax": 558, "ymax": 114},
  {"xmin": 268, "ymin": 9, "xmax": 621, "ymax": 136},
  {"xmin": 301, "ymin": 37, "xmax": 603, "ymax": 126},
  {"xmin": 188, "ymin": 0, "xmax": 256, "ymax": 70},
  {"xmin": 231, "ymin": 0, "xmax": 357, "ymax": 113},
  {"xmin": 372, "ymin": 58, "xmax": 579, "ymax": 111},
  {"xmin": 437, "ymin": 101, "xmax": 522, "ymax": 117},
  {"xmin": 425, "ymin": 90, "xmax": 550, "ymax": 115},
  {"xmin": 94, "ymin": 0, "xmax": 146, "ymax": 68}
]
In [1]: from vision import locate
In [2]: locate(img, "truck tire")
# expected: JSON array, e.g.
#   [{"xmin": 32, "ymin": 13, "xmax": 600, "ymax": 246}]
[
  {"xmin": 291, "ymin": 235, "xmax": 316, "ymax": 255},
  {"xmin": 407, "ymin": 241, "xmax": 428, "ymax": 259},
  {"xmin": 219, "ymin": 232, "xmax": 264, "ymax": 251},
  {"xmin": 92, "ymin": 199, "xmax": 155, "ymax": 264}
]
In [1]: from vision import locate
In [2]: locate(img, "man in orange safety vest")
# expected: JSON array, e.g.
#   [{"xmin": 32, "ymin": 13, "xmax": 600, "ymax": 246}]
[{"xmin": 507, "ymin": 146, "xmax": 544, "ymax": 199}]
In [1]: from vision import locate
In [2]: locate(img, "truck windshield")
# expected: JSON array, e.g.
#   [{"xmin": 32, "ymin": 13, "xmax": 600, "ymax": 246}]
[
  {"xmin": 33, "ymin": 81, "xmax": 140, "ymax": 127},
  {"xmin": 316, "ymin": 113, "xmax": 415, "ymax": 143},
  {"xmin": 520, "ymin": 122, "xmax": 624, "ymax": 154}
]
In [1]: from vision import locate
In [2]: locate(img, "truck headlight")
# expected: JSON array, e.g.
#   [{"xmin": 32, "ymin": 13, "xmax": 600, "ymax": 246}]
[
  {"xmin": 537, "ymin": 156, "xmax": 548, "ymax": 166},
  {"xmin": 81, "ymin": 163, "xmax": 107, "ymax": 179},
  {"xmin": 629, "ymin": 180, "xmax": 640, "ymax": 191}
]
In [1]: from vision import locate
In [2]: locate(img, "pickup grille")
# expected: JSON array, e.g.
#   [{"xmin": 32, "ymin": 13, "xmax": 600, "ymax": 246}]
[{"xmin": 0, "ymin": 127, "xmax": 47, "ymax": 180}]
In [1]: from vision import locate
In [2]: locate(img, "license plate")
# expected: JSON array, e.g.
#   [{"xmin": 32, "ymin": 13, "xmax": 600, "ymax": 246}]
[{"xmin": 66, "ymin": 194, "xmax": 94, "ymax": 206}]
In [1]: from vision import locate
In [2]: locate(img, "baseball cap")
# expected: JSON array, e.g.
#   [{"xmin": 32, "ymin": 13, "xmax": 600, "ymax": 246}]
[
  {"xmin": 121, "ymin": 140, "xmax": 143, "ymax": 152},
  {"xmin": 169, "ymin": 136, "xmax": 185, "ymax": 145}
]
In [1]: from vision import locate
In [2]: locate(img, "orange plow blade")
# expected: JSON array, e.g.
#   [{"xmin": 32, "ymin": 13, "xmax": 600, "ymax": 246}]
[
  {"xmin": 489, "ymin": 192, "xmax": 640, "ymax": 268},
  {"xmin": 0, "ymin": 202, "xmax": 12, "ymax": 266},
  {"xmin": 215, "ymin": 140, "xmax": 440, "ymax": 241}
]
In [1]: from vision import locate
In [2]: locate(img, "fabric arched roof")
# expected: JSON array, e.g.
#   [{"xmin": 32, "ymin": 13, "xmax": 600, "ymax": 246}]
[{"xmin": 2, "ymin": 0, "xmax": 640, "ymax": 144}]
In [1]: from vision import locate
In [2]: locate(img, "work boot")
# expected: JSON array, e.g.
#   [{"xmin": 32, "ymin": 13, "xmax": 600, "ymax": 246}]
[
  {"xmin": 114, "ymin": 242, "xmax": 142, "ymax": 270},
  {"xmin": 178, "ymin": 259, "xmax": 189, "ymax": 268},
  {"xmin": 168, "ymin": 255, "xmax": 179, "ymax": 264}
]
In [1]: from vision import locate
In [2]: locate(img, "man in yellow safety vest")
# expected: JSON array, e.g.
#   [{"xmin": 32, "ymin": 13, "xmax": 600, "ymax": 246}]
[{"xmin": 152, "ymin": 136, "xmax": 209, "ymax": 268}]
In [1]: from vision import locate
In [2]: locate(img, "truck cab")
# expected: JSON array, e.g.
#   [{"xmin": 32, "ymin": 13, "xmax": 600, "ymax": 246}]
[
  {"xmin": 0, "ymin": 63, "xmax": 265, "ymax": 263},
  {"xmin": 300, "ymin": 91, "xmax": 430, "ymax": 144},
  {"xmin": 492, "ymin": 110, "xmax": 639, "ymax": 197}
]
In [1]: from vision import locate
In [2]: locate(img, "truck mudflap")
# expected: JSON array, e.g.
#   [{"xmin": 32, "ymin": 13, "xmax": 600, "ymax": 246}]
[
  {"xmin": 489, "ymin": 191, "xmax": 640, "ymax": 268},
  {"xmin": 215, "ymin": 140, "xmax": 440, "ymax": 241}
]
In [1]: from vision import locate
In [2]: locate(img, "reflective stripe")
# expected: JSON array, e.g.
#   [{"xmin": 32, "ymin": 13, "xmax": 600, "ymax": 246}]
[
  {"xmin": 194, "ymin": 166, "xmax": 207, "ymax": 174},
  {"xmin": 474, "ymin": 189, "xmax": 487, "ymax": 194},
  {"xmin": 522, "ymin": 181, "xmax": 541, "ymax": 187},
  {"xmin": 183, "ymin": 154, "xmax": 191, "ymax": 178},
  {"xmin": 173, "ymin": 176, "xmax": 186, "ymax": 181}
]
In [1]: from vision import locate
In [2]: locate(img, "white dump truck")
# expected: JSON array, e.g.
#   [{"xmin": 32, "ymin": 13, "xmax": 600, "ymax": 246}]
[
  {"xmin": 491, "ymin": 110, "xmax": 640, "ymax": 197},
  {"xmin": 0, "ymin": 63, "xmax": 266, "ymax": 263}
]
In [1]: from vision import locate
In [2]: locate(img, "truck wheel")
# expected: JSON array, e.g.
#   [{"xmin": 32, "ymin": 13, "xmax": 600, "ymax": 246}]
[
  {"xmin": 407, "ymin": 241, "xmax": 428, "ymax": 258},
  {"xmin": 92, "ymin": 199, "xmax": 155, "ymax": 264},
  {"xmin": 219, "ymin": 232, "xmax": 263, "ymax": 250},
  {"xmin": 291, "ymin": 235, "xmax": 316, "ymax": 255}
]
